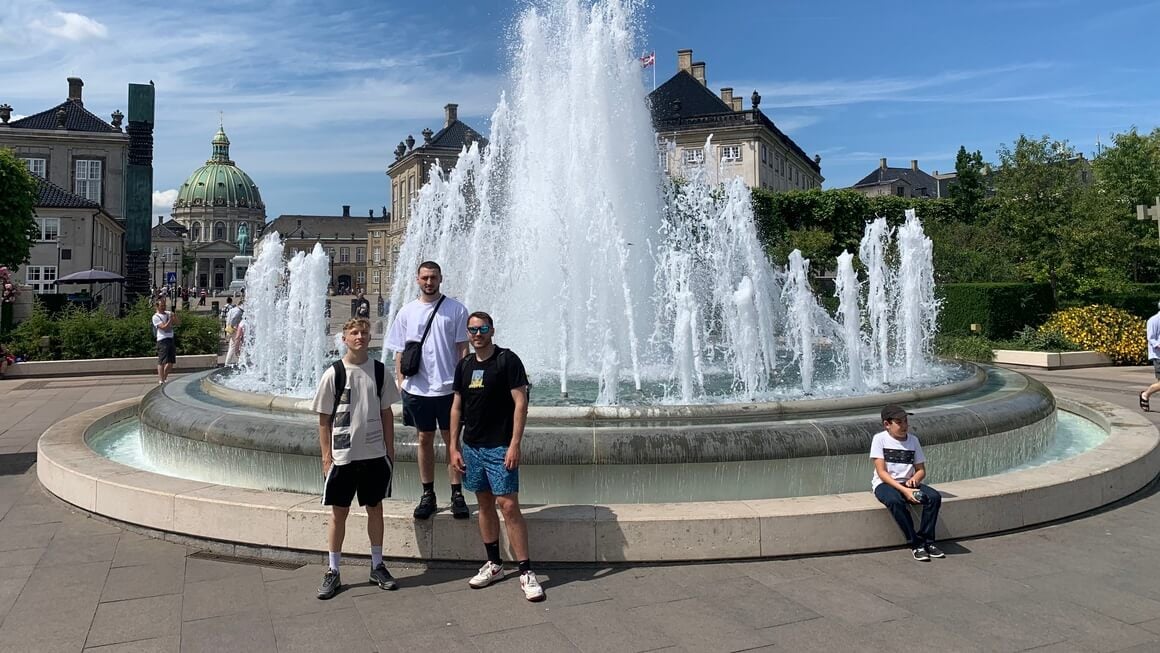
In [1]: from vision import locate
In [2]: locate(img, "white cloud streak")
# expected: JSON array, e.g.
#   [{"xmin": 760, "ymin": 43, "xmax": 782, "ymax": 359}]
[{"xmin": 31, "ymin": 10, "xmax": 108, "ymax": 40}]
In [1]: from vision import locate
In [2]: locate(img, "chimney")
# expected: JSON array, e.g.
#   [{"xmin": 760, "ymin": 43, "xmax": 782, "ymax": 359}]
[
  {"xmin": 677, "ymin": 49, "xmax": 693, "ymax": 73},
  {"xmin": 67, "ymin": 77, "xmax": 83, "ymax": 106},
  {"xmin": 911, "ymin": 159, "xmax": 919, "ymax": 171},
  {"xmin": 691, "ymin": 61, "xmax": 706, "ymax": 86},
  {"xmin": 369, "ymin": 209, "xmax": 374, "ymax": 218},
  {"xmin": 720, "ymin": 88, "xmax": 733, "ymax": 106},
  {"xmin": 880, "ymin": 157, "xmax": 888, "ymax": 170},
  {"xmin": 342, "ymin": 205, "xmax": 350, "ymax": 217},
  {"xmin": 157, "ymin": 216, "xmax": 163, "ymax": 226},
  {"xmin": 444, "ymin": 103, "xmax": 458, "ymax": 127},
  {"xmin": 731, "ymin": 97, "xmax": 742, "ymax": 112}
]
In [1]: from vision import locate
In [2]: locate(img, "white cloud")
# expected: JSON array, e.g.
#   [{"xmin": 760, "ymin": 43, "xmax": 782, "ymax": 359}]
[
  {"xmin": 31, "ymin": 11, "xmax": 108, "ymax": 41},
  {"xmin": 152, "ymin": 189, "xmax": 178, "ymax": 217}
]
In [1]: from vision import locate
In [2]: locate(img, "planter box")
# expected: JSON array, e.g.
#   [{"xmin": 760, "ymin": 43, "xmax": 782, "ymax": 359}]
[
  {"xmin": 992, "ymin": 349, "xmax": 1113, "ymax": 370},
  {"xmin": 2, "ymin": 354, "xmax": 218, "ymax": 378}
]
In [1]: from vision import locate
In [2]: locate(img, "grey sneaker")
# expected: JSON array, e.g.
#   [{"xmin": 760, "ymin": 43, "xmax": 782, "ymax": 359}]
[
  {"xmin": 925, "ymin": 543, "xmax": 945, "ymax": 558},
  {"xmin": 413, "ymin": 492, "xmax": 437, "ymax": 520},
  {"xmin": 450, "ymin": 493, "xmax": 470, "ymax": 519},
  {"xmin": 317, "ymin": 568, "xmax": 341, "ymax": 599},
  {"xmin": 912, "ymin": 546, "xmax": 931, "ymax": 562},
  {"xmin": 369, "ymin": 563, "xmax": 398, "ymax": 590}
]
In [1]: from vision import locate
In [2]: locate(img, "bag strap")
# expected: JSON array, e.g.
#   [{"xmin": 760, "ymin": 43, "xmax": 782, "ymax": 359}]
[
  {"xmin": 374, "ymin": 360, "xmax": 385, "ymax": 398},
  {"xmin": 418, "ymin": 296, "xmax": 446, "ymax": 347},
  {"xmin": 329, "ymin": 360, "xmax": 346, "ymax": 425}
]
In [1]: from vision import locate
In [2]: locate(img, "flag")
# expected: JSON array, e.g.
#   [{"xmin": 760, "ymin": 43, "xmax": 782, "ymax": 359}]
[{"xmin": 639, "ymin": 51, "xmax": 655, "ymax": 68}]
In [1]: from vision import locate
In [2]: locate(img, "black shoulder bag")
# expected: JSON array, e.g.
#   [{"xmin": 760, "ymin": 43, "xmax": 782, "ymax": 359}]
[{"xmin": 400, "ymin": 296, "xmax": 445, "ymax": 377}]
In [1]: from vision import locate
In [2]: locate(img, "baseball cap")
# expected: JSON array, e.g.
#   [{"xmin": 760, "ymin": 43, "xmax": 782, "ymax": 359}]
[{"xmin": 880, "ymin": 404, "xmax": 913, "ymax": 422}]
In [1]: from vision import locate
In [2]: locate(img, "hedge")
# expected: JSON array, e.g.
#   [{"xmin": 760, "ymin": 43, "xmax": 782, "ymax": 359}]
[
  {"xmin": 1059, "ymin": 284, "xmax": 1160, "ymax": 320},
  {"xmin": 938, "ymin": 282, "xmax": 1055, "ymax": 339}
]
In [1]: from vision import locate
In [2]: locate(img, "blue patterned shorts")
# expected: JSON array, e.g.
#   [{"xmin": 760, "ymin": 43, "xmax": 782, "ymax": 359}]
[{"xmin": 462, "ymin": 443, "xmax": 519, "ymax": 496}]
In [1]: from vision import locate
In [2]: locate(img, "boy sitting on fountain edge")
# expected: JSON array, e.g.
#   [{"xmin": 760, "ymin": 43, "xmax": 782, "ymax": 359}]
[{"xmin": 870, "ymin": 404, "xmax": 945, "ymax": 562}]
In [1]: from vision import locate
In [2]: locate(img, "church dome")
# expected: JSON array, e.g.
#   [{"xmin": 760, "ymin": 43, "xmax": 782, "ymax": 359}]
[{"xmin": 174, "ymin": 127, "xmax": 265, "ymax": 210}]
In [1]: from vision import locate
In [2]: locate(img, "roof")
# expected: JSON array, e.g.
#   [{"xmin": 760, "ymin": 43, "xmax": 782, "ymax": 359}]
[
  {"xmin": 175, "ymin": 127, "xmax": 265, "ymax": 210},
  {"xmin": 648, "ymin": 71, "xmax": 821, "ymax": 174},
  {"xmin": 427, "ymin": 120, "xmax": 488, "ymax": 151},
  {"xmin": 35, "ymin": 177, "xmax": 100, "ymax": 209},
  {"xmin": 9, "ymin": 99, "xmax": 120, "ymax": 133},
  {"xmin": 151, "ymin": 223, "xmax": 184, "ymax": 240},
  {"xmin": 262, "ymin": 215, "xmax": 370, "ymax": 241},
  {"xmin": 852, "ymin": 166, "xmax": 940, "ymax": 195}
]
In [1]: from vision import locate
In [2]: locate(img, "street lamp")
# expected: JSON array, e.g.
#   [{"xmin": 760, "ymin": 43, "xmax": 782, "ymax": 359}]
[{"xmin": 151, "ymin": 246, "xmax": 159, "ymax": 293}]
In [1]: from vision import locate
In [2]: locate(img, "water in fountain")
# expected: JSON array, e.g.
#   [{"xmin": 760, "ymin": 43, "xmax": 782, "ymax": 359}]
[
  {"xmin": 896, "ymin": 209, "xmax": 940, "ymax": 377},
  {"xmin": 859, "ymin": 217, "xmax": 894, "ymax": 386},
  {"xmin": 224, "ymin": 232, "xmax": 332, "ymax": 396},
  {"xmin": 834, "ymin": 250, "xmax": 866, "ymax": 392}
]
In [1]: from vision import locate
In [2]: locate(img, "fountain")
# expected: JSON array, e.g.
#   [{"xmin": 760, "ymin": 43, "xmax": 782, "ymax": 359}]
[{"xmin": 35, "ymin": 0, "xmax": 1159, "ymax": 563}]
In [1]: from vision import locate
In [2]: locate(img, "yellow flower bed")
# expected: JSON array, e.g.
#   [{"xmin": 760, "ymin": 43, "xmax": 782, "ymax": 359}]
[{"xmin": 1039, "ymin": 304, "xmax": 1146, "ymax": 365}]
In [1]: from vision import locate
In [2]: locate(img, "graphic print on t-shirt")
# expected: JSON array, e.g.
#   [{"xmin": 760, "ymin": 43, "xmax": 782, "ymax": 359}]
[
  {"xmin": 333, "ymin": 384, "xmax": 352, "ymax": 451},
  {"xmin": 882, "ymin": 448, "xmax": 915, "ymax": 464},
  {"xmin": 469, "ymin": 369, "xmax": 485, "ymax": 389}
]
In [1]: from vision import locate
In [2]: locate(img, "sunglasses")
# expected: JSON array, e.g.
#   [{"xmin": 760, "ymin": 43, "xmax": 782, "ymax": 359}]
[{"xmin": 467, "ymin": 325, "xmax": 492, "ymax": 335}]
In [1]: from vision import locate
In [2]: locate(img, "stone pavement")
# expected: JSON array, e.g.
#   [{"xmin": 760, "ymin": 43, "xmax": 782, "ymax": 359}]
[{"xmin": 1, "ymin": 367, "xmax": 1160, "ymax": 651}]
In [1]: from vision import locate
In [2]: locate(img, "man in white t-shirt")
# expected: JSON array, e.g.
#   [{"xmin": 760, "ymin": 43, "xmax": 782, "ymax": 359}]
[
  {"xmin": 312, "ymin": 317, "xmax": 401, "ymax": 600},
  {"xmin": 1139, "ymin": 301, "xmax": 1160, "ymax": 411},
  {"xmin": 151, "ymin": 298, "xmax": 179, "ymax": 384},
  {"xmin": 385, "ymin": 261, "xmax": 470, "ymax": 520},
  {"xmin": 870, "ymin": 404, "xmax": 945, "ymax": 562}
]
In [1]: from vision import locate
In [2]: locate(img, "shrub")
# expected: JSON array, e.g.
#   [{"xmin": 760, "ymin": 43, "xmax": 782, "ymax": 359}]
[
  {"xmin": 935, "ymin": 334, "xmax": 996, "ymax": 362},
  {"xmin": 1059, "ymin": 284, "xmax": 1160, "ymax": 320},
  {"xmin": 938, "ymin": 282, "xmax": 1055, "ymax": 339},
  {"xmin": 176, "ymin": 312, "xmax": 221, "ymax": 356},
  {"xmin": 995, "ymin": 325, "xmax": 1080, "ymax": 352},
  {"xmin": 1039, "ymin": 304, "xmax": 1146, "ymax": 364},
  {"xmin": 2, "ymin": 301, "xmax": 58, "ymax": 359}
]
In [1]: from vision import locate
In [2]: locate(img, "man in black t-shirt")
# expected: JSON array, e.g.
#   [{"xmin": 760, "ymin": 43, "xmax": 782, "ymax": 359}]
[{"xmin": 449, "ymin": 311, "xmax": 544, "ymax": 602}]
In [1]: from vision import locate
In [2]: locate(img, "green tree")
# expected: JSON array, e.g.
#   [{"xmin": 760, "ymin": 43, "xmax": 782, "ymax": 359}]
[
  {"xmin": 950, "ymin": 145, "xmax": 988, "ymax": 222},
  {"xmin": 0, "ymin": 148, "xmax": 39, "ymax": 271},
  {"xmin": 1092, "ymin": 127, "xmax": 1160, "ymax": 282}
]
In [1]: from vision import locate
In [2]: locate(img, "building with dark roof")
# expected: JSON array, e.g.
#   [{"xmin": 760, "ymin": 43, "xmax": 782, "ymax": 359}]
[
  {"xmin": 264, "ymin": 206, "xmax": 385, "ymax": 293},
  {"xmin": 649, "ymin": 49, "xmax": 823, "ymax": 192},
  {"xmin": 849, "ymin": 158, "xmax": 941, "ymax": 198},
  {"xmin": 374, "ymin": 103, "xmax": 486, "ymax": 294},
  {"xmin": 0, "ymin": 77, "xmax": 128, "ymax": 309}
]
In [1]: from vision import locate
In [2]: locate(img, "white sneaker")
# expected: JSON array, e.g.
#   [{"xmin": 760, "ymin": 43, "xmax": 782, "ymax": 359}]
[
  {"xmin": 468, "ymin": 561, "xmax": 504, "ymax": 589},
  {"xmin": 520, "ymin": 570, "xmax": 545, "ymax": 601}
]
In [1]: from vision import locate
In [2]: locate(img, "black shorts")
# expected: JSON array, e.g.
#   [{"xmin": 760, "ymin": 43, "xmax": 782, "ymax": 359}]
[
  {"xmin": 322, "ymin": 456, "xmax": 393, "ymax": 507},
  {"xmin": 156, "ymin": 338, "xmax": 176, "ymax": 365},
  {"xmin": 401, "ymin": 390, "xmax": 453, "ymax": 432},
  {"xmin": 1153, "ymin": 359, "xmax": 1160, "ymax": 379}
]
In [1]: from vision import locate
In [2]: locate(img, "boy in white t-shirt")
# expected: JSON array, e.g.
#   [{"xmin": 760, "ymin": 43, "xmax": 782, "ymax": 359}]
[{"xmin": 870, "ymin": 404, "xmax": 945, "ymax": 562}]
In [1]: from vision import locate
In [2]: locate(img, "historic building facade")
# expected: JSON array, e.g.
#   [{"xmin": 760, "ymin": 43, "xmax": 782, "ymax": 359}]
[
  {"xmin": 264, "ymin": 207, "xmax": 384, "ymax": 293},
  {"xmin": 0, "ymin": 77, "xmax": 128, "ymax": 310},
  {"xmin": 848, "ymin": 158, "xmax": 943, "ymax": 198},
  {"xmin": 649, "ymin": 49, "xmax": 823, "ymax": 191},
  {"xmin": 372, "ymin": 103, "xmax": 486, "ymax": 294},
  {"xmin": 171, "ymin": 126, "xmax": 267, "ymax": 290}
]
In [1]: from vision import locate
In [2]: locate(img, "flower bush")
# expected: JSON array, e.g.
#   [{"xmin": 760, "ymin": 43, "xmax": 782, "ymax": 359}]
[
  {"xmin": 0, "ymin": 266, "xmax": 17, "ymax": 304},
  {"xmin": 1039, "ymin": 304, "xmax": 1146, "ymax": 365}
]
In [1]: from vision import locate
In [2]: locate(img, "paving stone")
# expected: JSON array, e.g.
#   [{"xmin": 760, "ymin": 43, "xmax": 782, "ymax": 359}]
[
  {"xmin": 183, "ymin": 556, "xmax": 263, "ymax": 584},
  {"xmin": 85, "ymin": 635, "xmax": 180, "ymax": 652},
  {"xmin": 767, "ymin": 575, "xmax": 909, "ymax": 627},
  {"xmin": 734, "ymin": 557, "xmax": 825, "ymax": 586},
  {"xmin": 684, "ymin": 575, "xmax": 820, "ymax": 629},
  {"xmin": 263, "ymin": 572, "xmax": 363, "ymax": 619},
  {"xmin": 1025, "ymin": 572, "xmax": 1160, "ymax": 625},
  {"xmin": 0, "ymin": 547, "xmax": 45, "ymax": 568},
  {"xmin": 86, "ymin": 594, "xmax": 182, "ymax": 648},
  {"xmin": 38, "ymin": 532, "xmax": 121, "ymax": 566},
  {"xmin": 111, "ymin": 536, "xmax": 189, "ymax": 568},
  {"xmin": 354, "ymin": 583, "xmax": 456, "ymax": 637},
  {"xmin": 525, "ymin": 569, "xmax": 613, "ymax": 607},
  {"xmin": 626, "ymin": 597, "xmax": 770, "ymax": 653},
  {"xmin": 0, "ymin": 521, "xmax": 58, "ymax": 551},
  {"xmin": 586, "ymin": 568, "xmax": 691, "ymax": 608},
  {"xmin": 434, "ymin": 586, "xmax": 550, "ymax": 635},
  {"xmin": 180, "ymin": 612, "xmax": 276, "ymax": 653},
  {"xmin": 472, "ymin": 622, "xmax": 579, "ymax": 652},
  {"xmin": 988, "ymin": 595, "xmax": 1158, "ymax": 652},
  {"xmin": 270, "ymin": 606, "xmax": 376, "ymax": 652},
  {"xmin": 101, "ymin": 562, "xmax": 185, "ymax": 602},
  {"xmin": 374, "ymin": 624, "xmax": 481, "ymax": 653},
  {"xmin": 905, "ymin": 594, "xmax": 1068, "ymax": 652},
  {"xmin": 182, "ymin": 574, "xmax": 269, "ymax": 622},
  {"xmin": 546, "ymin": 599, "xmax": 676, "ymax": 652}
]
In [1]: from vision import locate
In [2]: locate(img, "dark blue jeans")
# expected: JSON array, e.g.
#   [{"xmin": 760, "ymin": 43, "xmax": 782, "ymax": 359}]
[{"xmin": 874, "ymin": 483, "xmax": 942, "ymax": 547}]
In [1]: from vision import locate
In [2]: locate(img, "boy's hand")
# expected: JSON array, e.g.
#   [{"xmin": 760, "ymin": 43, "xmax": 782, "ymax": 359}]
[
  {"xmin": 904, "ymin": 478, "xmax": 919, "ymax": 488},
  {"xmin": 321, "ymin": 454, "xmax": 333, "ymax": 478},
  {"xmin": 905, "ymin": 489, "xmax": 922, "ymax": 504}
]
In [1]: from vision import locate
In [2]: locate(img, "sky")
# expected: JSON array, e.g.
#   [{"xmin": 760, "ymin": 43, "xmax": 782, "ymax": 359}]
[{"xmin": 1, "ymin": 0, "xmax": 1157, "ymax": 220}]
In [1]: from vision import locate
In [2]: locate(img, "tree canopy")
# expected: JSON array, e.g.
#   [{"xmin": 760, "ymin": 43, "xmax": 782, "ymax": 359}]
[{"xmin": 0, "ymin": 148, "xmax": 39, "ymax": 272}]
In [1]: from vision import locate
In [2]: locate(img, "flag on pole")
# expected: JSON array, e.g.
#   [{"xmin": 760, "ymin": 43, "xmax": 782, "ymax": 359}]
[{"xmin": 639, "ymin": 51, "xmax": 655, "ymax": 68}]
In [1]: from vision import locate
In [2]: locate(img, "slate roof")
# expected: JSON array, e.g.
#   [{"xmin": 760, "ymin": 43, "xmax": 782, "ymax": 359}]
[
  {"xmin": 427, "ymin": 120, "xmax": 488, "ymax": 151},
  {"xmin": 8, "ymin": 99, "xmax": 120, "ymax": 133},
  {"xmin": 852, "ymin": 166, "xmax": 940, "ymax": 196},
  {"xmin": 262, "ymin": 215, "xmax": 370, "ymax": 241},
  {"xmin": 151, "ymin": 223, "xmax": 184, "ymax": 241},
  {"xmin": 35, "ymin": 177, "xmax": 100, "ymax": 209}
]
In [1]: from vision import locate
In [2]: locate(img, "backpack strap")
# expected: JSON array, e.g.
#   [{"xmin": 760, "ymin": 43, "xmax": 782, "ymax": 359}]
[
  {"xmin": 373, "ymin": 360, "xmax": 386, "ymax": 399},
  {"xmin": 329, "ymin": 360, "xmax": 346, "ymax": 425}
]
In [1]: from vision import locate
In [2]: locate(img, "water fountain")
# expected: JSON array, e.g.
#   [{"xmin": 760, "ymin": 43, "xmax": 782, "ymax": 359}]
[{"xmin": 36, "ymin": 0, "xmax": 1158, "ymax": 563}]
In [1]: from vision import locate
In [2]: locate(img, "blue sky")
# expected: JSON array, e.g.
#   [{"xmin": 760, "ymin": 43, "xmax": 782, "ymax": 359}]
[{"xmin": 1, "ymin": 0, "xmax": 1157, "ymax": 220}]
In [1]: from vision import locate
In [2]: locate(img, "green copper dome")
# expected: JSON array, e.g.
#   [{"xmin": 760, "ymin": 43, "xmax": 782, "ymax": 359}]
[{"xmin": 174, "ymin": 127, "xmax": 265, "ymax": 210}]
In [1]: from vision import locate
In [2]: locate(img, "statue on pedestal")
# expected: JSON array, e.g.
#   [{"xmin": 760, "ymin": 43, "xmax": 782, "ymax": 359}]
[{"xmin": 237, "ymin": 223, "xmax": 250, "ymax": 256}]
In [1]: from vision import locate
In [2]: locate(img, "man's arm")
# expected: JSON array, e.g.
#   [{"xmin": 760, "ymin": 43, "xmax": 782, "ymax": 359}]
[
  {"xmin": 318, "ymin": 413, "xmax": 333, "ymax": 477},
  {"xmin": 1149, "ymin": 318, "xmax": 1160, "ymax": 351},
  {"xmin": 394, "ymin": 353, "xmax": 404, "ymax": 390},
  {"xmin": 503, "ymin": 386, "xmax": 529, "ymax": 470},
  {"xmin": 448, "ymin": 392, "xmax": 465, "ymax": 473},
  {"xmin": 457, "ymin": 342, "xmax": 469, "ymax": 360},
  {"xmin": 380, "ymin": 407, "xmax": 395, "ymax": 462}
]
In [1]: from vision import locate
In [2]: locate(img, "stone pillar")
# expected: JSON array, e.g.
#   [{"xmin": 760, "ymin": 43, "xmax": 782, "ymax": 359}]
[{"xmin": 124, "ymin": 82, "xmax": 155, "ymax": 304}]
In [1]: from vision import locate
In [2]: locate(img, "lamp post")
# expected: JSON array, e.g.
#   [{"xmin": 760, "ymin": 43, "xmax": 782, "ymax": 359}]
[{"xmin": 151, "ymin": 247, "xmax": 159, "ymax": 294}]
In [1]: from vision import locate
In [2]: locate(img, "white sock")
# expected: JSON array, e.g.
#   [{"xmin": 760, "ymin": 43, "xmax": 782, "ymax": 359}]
[
  {"xmin": 371, "ymin": 546, "xmax": 383, "ymax": 568},
  {"xmin": 328, "ymin": 551, "xmax": 341, "ymax": 571}
]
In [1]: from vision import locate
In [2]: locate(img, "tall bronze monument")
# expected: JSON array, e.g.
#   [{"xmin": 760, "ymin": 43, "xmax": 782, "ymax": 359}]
[{"xmin": 124, "ymin": 82, "xmax": 155, "ymax": 301}]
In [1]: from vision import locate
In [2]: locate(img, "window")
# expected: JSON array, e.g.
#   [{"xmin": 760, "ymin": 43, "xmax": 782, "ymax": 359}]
[
  {"xmin": 214, "ymin": 222, "xmax": 225, "ymax": 241},
  {"xmin": 25, "ymin": 265, "xmax": 57, "ymax": 293},
  {"xmin": 373, "ymin": 271, "xmax": 381, "ymax": 285},
  {"xmin": 191, "ymin": 223, "xmax": 201, "ymax": 241},
  {"xmin": 340, "ymin": 247, "xmax": 350, "ymax": 263},
  {"xmin": 720, "ymin": 145, "xmax": 742, "ymax": 163},
  {"xmin": 22, "ymin": 157, "xmax": 45, "ymax": 178},
  {"xmin": 60, "ymin": 248, "xmax": 72, "ymax": 260},
  {"xmin": 75, "ymin": 160, "xmax": 102, "ymax": 202},
  {"xmin": 36, "ymin": 217, "xmax": 59, "ymax": 242},
  {"xmin": 658, "ymin": 151, "xmax": 667, "ymax": 171},
  {"xmin": 761, "ymin": 144, "xmax": 767, "ymax": 164},
  {"xmin": 357, "ymin": 271, "xmax": 366, "ymax": 286},
  {"xmin": 356, "ymin": 247, "xmax": 365, "ymax": 263},
  {"xmin": 896, "ymin": 186, "xmax": 906, "ymax": 196},
  {"xmin": 373, "ymin": 247, "xmax": 382, "ymax": 264},
  {"xmin": 683, "ymin": 148, "xmax": 705, "ymax": 165}
]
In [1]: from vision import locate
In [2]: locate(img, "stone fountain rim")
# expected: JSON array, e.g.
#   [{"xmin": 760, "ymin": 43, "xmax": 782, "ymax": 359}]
[{"xmin": 199, "ymin": 362, "xmax": 986, "ymax": 420}]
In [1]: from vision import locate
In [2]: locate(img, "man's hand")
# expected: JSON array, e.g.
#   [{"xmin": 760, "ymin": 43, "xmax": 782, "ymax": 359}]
[
  {"xmin": 504, "ymin": 444, "xmax": 520, "ymax": 470},
  {"xmin": 450, "ymin": 450, "xmax": 466, "ymax": 474},
  {"xmin": 321, "ymin": 454, "xmax": 333, "ymax": 478}
]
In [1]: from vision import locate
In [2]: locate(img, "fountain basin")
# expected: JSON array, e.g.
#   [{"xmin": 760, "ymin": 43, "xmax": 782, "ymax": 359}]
[{"xmin": 36, "ymin": 389, "xmax": 1160, "ymax": 562}]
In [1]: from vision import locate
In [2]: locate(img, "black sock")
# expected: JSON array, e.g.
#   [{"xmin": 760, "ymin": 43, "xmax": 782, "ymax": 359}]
[
  {"xmin": 518, "ymin": 559, "xmax": 531, "ymax": 573},
  {"xmin": 484, "ymin": 541, "xmax": 502, "ymax": 565},
  {"xmin": 422, "ymin": 482, "xmax": 434, "ymax": 494},
  {"xmin": 451, "ymin": 483, "xmax": 462, "ymax": 497}
]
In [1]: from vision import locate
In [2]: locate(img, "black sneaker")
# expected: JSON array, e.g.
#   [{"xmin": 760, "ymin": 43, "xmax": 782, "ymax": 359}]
[
  {"xmin": 317, "ymin": 568, "xmax": 341, "ymax": 599},
  {"xmin": 450, "ymin": 493, "xmax": 470, "ymax": 519},
  {"xmin": 925, "ymin": 543, "xmax": 945, "ymax": 558},
  {"xmin": 369, "ymin": 563, "xmax": 398, "ymax": 590},
  {"xmin": 413, "ymin": 492, "xmax": 437, "ymax": 520},
  {"xmin": 912, "ymin": 546, "xmax": 931, "ymax": 562}
]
